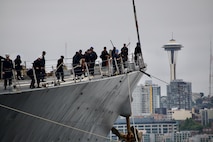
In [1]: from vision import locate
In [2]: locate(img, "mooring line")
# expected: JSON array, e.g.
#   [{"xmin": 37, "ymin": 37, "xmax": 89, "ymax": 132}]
[{"xmin": 0, "ymin": 103, "xmax": 118, "ymax": 142}]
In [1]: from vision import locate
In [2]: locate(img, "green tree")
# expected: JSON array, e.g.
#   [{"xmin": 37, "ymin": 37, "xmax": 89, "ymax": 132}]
[{"xmin": 179, "ymin": 118, "xmax": 203, "ymax": 132}]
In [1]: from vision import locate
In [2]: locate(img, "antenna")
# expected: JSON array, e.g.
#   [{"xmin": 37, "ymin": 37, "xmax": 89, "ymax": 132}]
[
  {"xmin": 209, "ymin": 39, "xmax": 212, "ymax": 97},
  {"xmin": 172, "ymin": 32, "xmax": 174, "ymax": 40},
  {"xmin": 65, "ymin": 42, "xmax": 67, "ymax": 64}
]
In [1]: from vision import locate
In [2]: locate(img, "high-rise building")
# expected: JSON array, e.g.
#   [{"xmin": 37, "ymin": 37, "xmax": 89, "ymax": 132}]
[
  {"xmin": 141, "ymin": 83, "xmax": 151, "ymax": 114},
  {"xmin": 132, "ymin": 81, "xmax": 161, "ymax": 116},
  {"xmin": 152, "ymin": 84, "xmax": 161, "ymax": 113},
  {"xmin": 160, "ymin": 96, "xmax": 167, "ymax": 109},
  {"xmin": 167, "ymin": 79, "xmax": 192, "ymax": 110},
  {"xmin": 132, "ymin": 85, "xmax": 143, "ymax": 116},
  {"xmin": 200, "ymin": 108, "xmax": 213, "ymax": 126}
]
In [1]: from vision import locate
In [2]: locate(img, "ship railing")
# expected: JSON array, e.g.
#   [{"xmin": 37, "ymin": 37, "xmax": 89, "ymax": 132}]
[
  {"xmin": 1, "ymin": 53, "xmax": 140, "ymax": 80},
  {"xmin": 0, "ymin": 53, "xmax": 142, "ymax": 91},
  {"xmin": 58, "ymin": 53, "xmax": 139, "ymax": 82},
  {"xmin": 91, "ymin": 53, "xmax": 139, "ymax": 77}
]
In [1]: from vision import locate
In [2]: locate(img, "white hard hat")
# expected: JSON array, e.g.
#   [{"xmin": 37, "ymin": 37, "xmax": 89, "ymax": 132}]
[{"xmin": 5, "ymin": 53, "xmax": 10, "ymax": 57}]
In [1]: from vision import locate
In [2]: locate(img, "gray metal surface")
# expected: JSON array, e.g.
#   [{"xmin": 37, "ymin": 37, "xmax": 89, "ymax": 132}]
[{"xmin": 0, "ymin": 71, "xmax": 142, "ymax": 142}]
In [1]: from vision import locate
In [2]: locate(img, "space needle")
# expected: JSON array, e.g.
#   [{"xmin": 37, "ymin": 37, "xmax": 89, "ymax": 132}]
[{"xmin": 162, "ymin": 38, "xmax": 183, "ymax": 81}]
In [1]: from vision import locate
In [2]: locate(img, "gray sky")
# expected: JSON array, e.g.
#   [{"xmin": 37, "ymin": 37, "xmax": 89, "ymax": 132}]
[{"xmin": 1, "ymin": 0, "xmax": 213, "ymax": 96}]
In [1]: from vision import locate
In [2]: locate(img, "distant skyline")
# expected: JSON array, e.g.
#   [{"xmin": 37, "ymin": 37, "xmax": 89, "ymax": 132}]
[{"xmin": 0, "ymin": 0, "xmax": 213, "ymax": 96}]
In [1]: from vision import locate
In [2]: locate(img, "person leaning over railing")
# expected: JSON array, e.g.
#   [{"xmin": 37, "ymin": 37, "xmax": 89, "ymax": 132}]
[
  {"xmin": 73, "ymin": 51, "xmax": 83, "ymax": 77},
  {"xmin": 112, "ymin": 48, "xmax": 121, "ymax": 75},
  {"xmin": 27, "ymin": 68, "xmax": 35, "ymax": 89},
  {"xmin": 33, "ymin": 56, "xmax": 42, "ymax": 88}
]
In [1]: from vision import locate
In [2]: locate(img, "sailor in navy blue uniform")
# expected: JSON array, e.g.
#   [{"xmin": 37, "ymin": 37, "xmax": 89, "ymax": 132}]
[
  {"xmin": 73, "ymin": 51, "xmax": 83, "ymax": 77},
  {"xmin": 100, "ymin": 47, "xmax": 110, "ymax": 67},
  {"xmin": 56, "ymin": 56, "xmax": 65, "ymax": 82},
  {"xmin": 40, "ymin": 51, "xmax": 46, "ymax": 82},
  {"xmin": 2, "ymin": 54, "xmax": 13, "ymax": 90},
  {"xmin": 14, "ymin": 55, "xmax": 23, "ymax": 80},
  {"xmin": 33, "ymin": 56, "xmax": 42, "ymax": 88},
  {"xmin": 89, "ymin": 47, "xmax": 97, "ymax": 75},
  {"xmin": 121, "ymin": 43, "xmax": 128, "ymax": 68}
]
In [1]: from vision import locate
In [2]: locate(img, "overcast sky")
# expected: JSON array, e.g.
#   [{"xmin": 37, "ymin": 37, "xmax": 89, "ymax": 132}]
[{"xmin": 1, "ymin": 0, "xmax": 213, "ymax": 96}]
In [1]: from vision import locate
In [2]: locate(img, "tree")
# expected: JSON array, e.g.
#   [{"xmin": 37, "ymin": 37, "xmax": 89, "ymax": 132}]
[{"xmin": 179, "ymin": 118, "xmax": 203, "ymax": 132}]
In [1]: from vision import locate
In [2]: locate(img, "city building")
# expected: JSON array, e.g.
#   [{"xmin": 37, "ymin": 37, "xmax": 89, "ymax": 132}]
[
  {"xmin": 160, "ymin": 96, "xmax": 167, "ymax": 109},
  {"xmin": 192, "ymin": 92, "xmax": 204, "ymax": 104},
  {"xmin": 167, "ymin": 79, "xmax": 192, "ymax": 110},
  {"xmin": 132, "ymin": 81, "xmax": 161, "ymax": 116},
  {"xmin": 109, "ymin": 117, "xmax": 178, "ymax": 141},
  {"xmin": 152, "ymin": 82, "xmax": 161, "ymax": 113},
  {"xmin": 132, "ymin": 85, "xmax": 143, "ymax": 116},
  {"xmin": 173, "ymin": 131, "xmax": 191, "ymax": 142},
  {"xmin": 188, "ymin": 134, "xmax": 213, "ymax": 142},
  {"xmin": 171, "ymin": 109, "xmax": 192, "ymax": 120},
  {"xmin": 200, "ymin": 108, "xmax": 213, "ymax": 126}
]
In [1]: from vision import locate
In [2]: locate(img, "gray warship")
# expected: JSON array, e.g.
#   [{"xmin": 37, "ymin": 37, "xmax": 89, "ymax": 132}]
[{"xmin": 0, "ymin": 0, "xmax": 146, "ymax": 141}]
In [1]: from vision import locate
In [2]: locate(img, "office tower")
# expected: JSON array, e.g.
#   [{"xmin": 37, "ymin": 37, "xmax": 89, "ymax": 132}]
[
  {"xmin": 167, "ymin": 79, "xmax": 192, "ymax": 110},
  {"xmin": 132, "ymin": 81, "xmax": 161, "ymax": 116},
  {"xmin": 132, "ymin": 85, "xmax": 143, "ymax": 116}
]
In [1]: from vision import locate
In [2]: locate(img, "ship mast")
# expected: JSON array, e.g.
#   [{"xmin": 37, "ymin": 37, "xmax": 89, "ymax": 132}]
[
  {"xmin": 132, "ymin": 0, "xmax": 141, "ymax": 45},
  {"xmin": 112, "ymin": 1, "xmax": 144, "ymax": 141},
  {"xmin": 132, "ymin": 0, "xmax": 145, "ymax": 69}
]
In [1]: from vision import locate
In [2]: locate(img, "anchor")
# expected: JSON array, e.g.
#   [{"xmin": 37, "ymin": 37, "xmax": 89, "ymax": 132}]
[{"xmin": 111, "ymin": 116, "xmax": 142, "ymax": 142}]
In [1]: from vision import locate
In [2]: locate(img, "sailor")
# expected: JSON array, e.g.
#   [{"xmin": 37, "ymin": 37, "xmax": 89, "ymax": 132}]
[
  {"xmin": 111, "ymin": 47, "xmax": 116, "ymax": 59},
  {"xmin": 84, "ymin": 49, "xmax": 90, "ymax": 64},
  {"xmin": 27, "ymin": 68, "xmax": 35, "ymax": 89},
  {"xmin": 121, "ymin": 43, "xmax": 128, "ymax": 68},
  {"xmin": 2, "ymin": 54, "xmax": 13, "ymax": 90},
  {"xmin": 56, "ymin": 56, "xmax": 65, "ymax": 82},
  {"xmin": 33, "ymin": 56, "xmax": 42, "ymax": 88},
  {"xmin": 14, "ymin": 55, "xmax": 23, "ymax": 80},
  {"xmin": 83, "ymin": 50, "xmax": 90, "ymax": 76},
  {"xmin": 79, "ymin": 49, "xmax": 84, "ymax": 59},
  {"xmin": 73, "ymin": 51, "xmax": 83, "ymax": 77},
  {"xmin": 79, "ymin": 50, "xmax": 86, "ymax": 73},
  {"xmin": 112, "ymin": 48, "xmax": 121, "ymax": 75},
  {"xmin": 134, "ymin": 42, "xmax": 141, "ymax": 65},
  {"xmin": 40, "ymin": 51, "xmax": 46, "ymax": 82},
  {"xmin": 100, "ymin": 47, "xmax": 110, "ymax": 67},
  {"xmin": 89, "ymin": 47, "xmax": 97, "ymax": 75},
  {"xmin": 73, "ymin": 51, "xmax": 82, "ymax": 66}
]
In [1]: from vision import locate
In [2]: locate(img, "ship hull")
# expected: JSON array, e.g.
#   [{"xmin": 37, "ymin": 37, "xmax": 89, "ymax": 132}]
[{"xmin": 0, "ymin": 71, "xmax": 142, "ymax": 142}]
